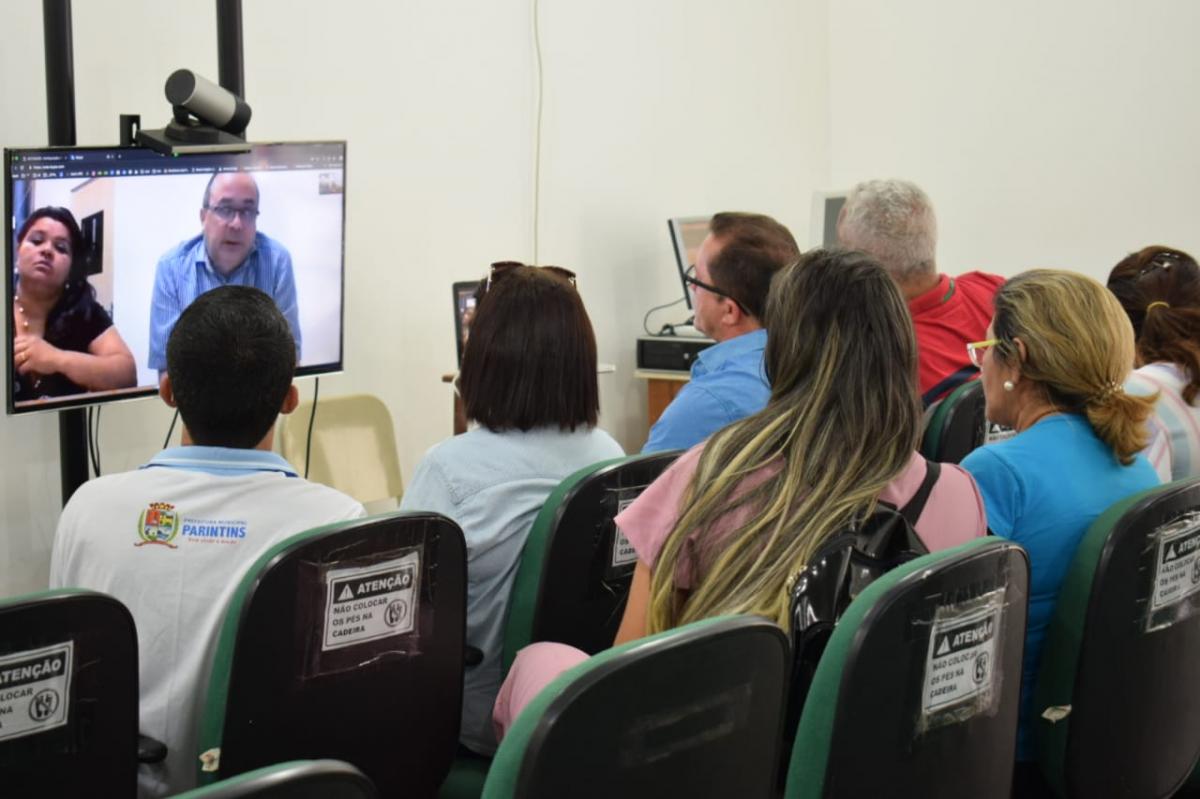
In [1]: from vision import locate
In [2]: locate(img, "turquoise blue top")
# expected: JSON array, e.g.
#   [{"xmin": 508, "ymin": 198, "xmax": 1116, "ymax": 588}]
[
  {"xmin": 961, "ymin": 414, "xmax": 1159, "ymax": 760},
  {"xmin": 642, "ymin": 328, "xmax": 770, "ymax": 453}
]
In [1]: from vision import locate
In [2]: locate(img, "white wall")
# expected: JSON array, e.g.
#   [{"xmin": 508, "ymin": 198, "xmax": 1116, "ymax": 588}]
[
  {"xmin": 827, "ymin": 0, "xmax": 1200, "ymax": 282},
  {"xmin": 0, "ymin": 0, "xmax": 829, "ymax": 596}
]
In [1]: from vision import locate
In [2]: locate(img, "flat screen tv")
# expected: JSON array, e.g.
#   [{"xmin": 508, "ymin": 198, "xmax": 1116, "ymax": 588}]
[{"xmin": 5, "ymin": 141, "xmax": 346, "ymax": 413}]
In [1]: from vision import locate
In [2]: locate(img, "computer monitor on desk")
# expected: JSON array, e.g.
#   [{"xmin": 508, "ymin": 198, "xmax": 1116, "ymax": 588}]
[
  {"xmin": 668, "ymin": 216, "xmax": 710, "ymax": 310},
  {"xmin": 452, "ymin": 280, "xmax": 482, "ymax": 366},
  {"xmin": 810, "ymin": 190, "xmax": 848, "ymax": 248}
]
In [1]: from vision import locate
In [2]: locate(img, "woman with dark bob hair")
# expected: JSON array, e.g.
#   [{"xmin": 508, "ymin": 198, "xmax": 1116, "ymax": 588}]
[
  {"xmin": 399, "ymin": 262, "xmax": 623, "ymax": 756},
  {"xmin": 11, "ymin": 206, "xmax": 136, "ymax": 401},
  {"xmin": 1107, "ymin": 246, "xmax": 1200, "ymax": 480},
  {"xmin": 958, "ymin": 269, "xmax": 1159, "ymax": 788},
  {"xmin": 491, "ymin": 250, "xmax": 987, "ymax": 740}
]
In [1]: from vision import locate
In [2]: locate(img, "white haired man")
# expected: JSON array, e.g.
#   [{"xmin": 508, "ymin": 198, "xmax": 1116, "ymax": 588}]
[{"xmin": 838, "ymin": 179, "xmax": 1003, "ymax": 404}]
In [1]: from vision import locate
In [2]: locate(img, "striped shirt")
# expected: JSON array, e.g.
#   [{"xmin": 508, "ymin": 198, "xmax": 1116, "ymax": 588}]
[
  {"xmin": 1126, "ymin": 362, "xmax": 1200, "ymax": 481},
  {"xmin": 148, "ymin": 232, "xmax": 301, "ymax": 371}
]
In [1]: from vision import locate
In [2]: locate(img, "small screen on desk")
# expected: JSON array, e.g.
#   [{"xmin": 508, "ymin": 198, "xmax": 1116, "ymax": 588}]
[
  {"xmin": 668, "ymin": 216, "xmax": 710, "ymax": 310},
  {"xmin": 452, "ymin": 280, "xmax": 482, "ymax": 366}
]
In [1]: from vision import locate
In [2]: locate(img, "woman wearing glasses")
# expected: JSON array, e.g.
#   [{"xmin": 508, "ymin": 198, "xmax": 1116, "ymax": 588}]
[
  {"xmin": 399, "ymin": 262, "xmax": 623, "ymax": 757},
  {"xmin": 959, "ymin": 270, "xmax": 1158, "ymax": 785},
  {"xmin": 11, "ymin": 206, "xmax": 136, "ymax": 403},
  {"xmin": 1107, "ymin": 246, "xmax": 1200, "ymax": 481},
  {"xmin": 493, "ymin": 249, "xmax": 988, "ymax": 739}
]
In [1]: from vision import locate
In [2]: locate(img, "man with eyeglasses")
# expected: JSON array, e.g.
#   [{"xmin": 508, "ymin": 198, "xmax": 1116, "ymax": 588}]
[
  {"xmin": 643, "ymin": 211, "xmax": 799, "ymax": 453},
  {"xmin": 148, "ymin": 171, "xmax": 301, "ymax": 372}
]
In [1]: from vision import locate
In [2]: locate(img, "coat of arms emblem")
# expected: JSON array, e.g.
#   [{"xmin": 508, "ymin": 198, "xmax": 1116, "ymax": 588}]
[{"xmin": 136, "ymin": 502, "xmax": 181, "ymax": 548}]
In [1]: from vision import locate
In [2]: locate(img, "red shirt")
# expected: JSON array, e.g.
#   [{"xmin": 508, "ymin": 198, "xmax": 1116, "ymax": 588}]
[{"xmin": 908, "ymin": 271, "xmax": 1005, "ymax": 402}]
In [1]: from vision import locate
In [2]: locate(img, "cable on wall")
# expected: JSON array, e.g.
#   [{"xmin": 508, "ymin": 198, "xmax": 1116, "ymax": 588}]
[
  {"xmin": 642, "ymin": 296, "xmax": 688, "ymax": 335},
  {"xmin": 531, "ymin": 0, "xmax": 545, "ymax": 263},
  {"xmin": 163, "ymin": 409, "xmax": 179, "ymax": 450},
  {"xmin": 304, "ymin": 377, "xmax": 320, "ymax": 479},
  {"xmin": 86, "ymin": 405, "xmax": 102, "ymax": 477}
]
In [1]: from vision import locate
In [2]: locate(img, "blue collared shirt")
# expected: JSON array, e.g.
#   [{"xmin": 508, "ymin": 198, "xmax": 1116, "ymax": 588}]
[
  {"xmin": 399, "ymin": 425, "xmax": 625, "ymax": 754},
  {"xmin": 148, "ymin": 232, "xmax": 301, "ymax": 371},
  {"xmin": 142, "ymin": 445, "xmax": 300, "ymax": 477},
  {"xmin": 642, "ymin": 328, "xmax": 771, "ymax": 453}
]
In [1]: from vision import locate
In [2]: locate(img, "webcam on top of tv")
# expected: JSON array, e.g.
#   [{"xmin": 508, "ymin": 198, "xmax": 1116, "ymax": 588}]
[{"xmin": 137, "ymin": 69, "xmax": 253, "ymax": 156}]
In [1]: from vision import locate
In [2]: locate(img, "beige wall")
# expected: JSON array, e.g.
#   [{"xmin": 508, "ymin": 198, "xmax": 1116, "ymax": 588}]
[{"xmin": 0, "ymin": 0, "xmax": 829, "ymax": 596}]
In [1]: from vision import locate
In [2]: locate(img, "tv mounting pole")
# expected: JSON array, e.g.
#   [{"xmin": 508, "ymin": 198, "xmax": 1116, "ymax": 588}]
[
  {"xmin": 42, "ymin": 0, "xmax": 249, "ymax": 506},
  {"xmin": 42, "ymin": 0, "xmax": 88, "ymax": 505},
  {"xmin": 216, "ymin": 0, "xmax": 246, "ymax": 102}
]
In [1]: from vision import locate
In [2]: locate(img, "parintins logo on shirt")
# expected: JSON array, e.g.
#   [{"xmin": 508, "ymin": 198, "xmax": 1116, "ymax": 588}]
[{"xmin": 136, "ymin": 502, "xmax": 181, "ymax": 548}]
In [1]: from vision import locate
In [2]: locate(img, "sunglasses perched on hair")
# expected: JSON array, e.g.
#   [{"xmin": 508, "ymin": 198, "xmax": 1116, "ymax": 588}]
[
  {"xmin": 683, "ymin": 264, "xmax": 749, "ymax": 315},
  {"xmin": 486, "ymin": 261, "xmax": 578, "ymax": 292},
  {"xmin": 1139, "ymin": 250, "xmax": 1184, "ymax": 278}
]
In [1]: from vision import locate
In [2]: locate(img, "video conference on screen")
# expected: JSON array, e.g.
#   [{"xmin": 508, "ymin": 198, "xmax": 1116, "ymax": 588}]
[{"xmin": 6, "ymin": 141, "xmax": 346, "ymax": 413}]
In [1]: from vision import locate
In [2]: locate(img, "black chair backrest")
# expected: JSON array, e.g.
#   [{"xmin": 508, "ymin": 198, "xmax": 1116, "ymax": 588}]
[
  {"xmin": 790, "ymin": 538, "xmax": 1029, "ymax": 798},
  {"xmin": 488, "ymin": 615, "xmax": 789, "ymax": 799},
  {"xmin": 202, "ymin": 512, "xmax": 466, "ymax": 798},
  {"xmin": 504, "ymin": 450, "xmax": 682, "ymax": 669},
  {"xmin": 921, "ymin": 379, "xmax": 1015, "ymax": 464},
  {"xmin": 1035, "ymin": 479, "xmax": 1200, "ymax": 798},
  {"xmin": 0, "ymin": 589, "xmax": 138, "ymax": 795}
]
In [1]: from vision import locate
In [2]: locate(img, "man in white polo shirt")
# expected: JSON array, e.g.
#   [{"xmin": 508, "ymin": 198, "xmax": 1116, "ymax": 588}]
[{"xmin": 49, "ymin": 285, "xmax": 365, "ymax": 797}]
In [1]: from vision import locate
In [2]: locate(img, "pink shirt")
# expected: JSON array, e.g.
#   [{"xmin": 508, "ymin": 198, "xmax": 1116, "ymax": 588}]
[{"xmin": 615, "ymin": 446, "xmax": 987, "ymax": 590}]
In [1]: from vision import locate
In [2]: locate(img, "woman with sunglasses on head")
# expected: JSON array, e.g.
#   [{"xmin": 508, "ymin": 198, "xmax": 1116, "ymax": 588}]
[
  {"xmin": 492, "ymin": 249, "xmax": 988, "ymax": 738},
  {"xmin": 399, "ymin": 262, "xmax": 623, "ymax": 757},
  {"xmin": 1107, "ymin": 246, "xmax": 1200, "ymax": 481},
  {"xmin": 958, "ymin": 270, "xmax": 1159, "ymax": 790},
  {"xmin": 11, "ymin": 206, "xmax": 136, "ymax": 403}
]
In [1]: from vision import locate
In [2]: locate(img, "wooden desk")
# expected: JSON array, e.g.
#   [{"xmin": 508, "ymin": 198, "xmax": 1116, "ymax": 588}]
[
  {"xmin": 441, "ymin": 373, "xmax": 467, "ymax": 435},
  {"xmin": 635, "ymin": 368, "xmax": 690, "ymax": 428}
]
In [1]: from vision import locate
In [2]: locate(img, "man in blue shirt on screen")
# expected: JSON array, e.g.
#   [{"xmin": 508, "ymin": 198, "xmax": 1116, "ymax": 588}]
[
  {"xmin": 148, "ymin": 171, "xmax": 301, "ymax": 371},
  {"xmin": 643, "ymin": 212, "xmax": 799, "ymax": 453}
]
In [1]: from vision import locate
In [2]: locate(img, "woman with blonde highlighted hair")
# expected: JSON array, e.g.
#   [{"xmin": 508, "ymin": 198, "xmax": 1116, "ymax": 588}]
[
  {"xmin": 959, "ymin": 269, "xmax": 1160, "ymax": 782},
  {"xmin": 1107, "ymin": 246, "xmax": 1200, "ymax": 480},
  {"xmin": 492, "ymin": 249, "xmax": 988, "ymax": 739}
]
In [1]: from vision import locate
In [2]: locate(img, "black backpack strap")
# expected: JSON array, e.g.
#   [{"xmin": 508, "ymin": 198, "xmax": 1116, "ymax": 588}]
[
  {"xmin": 898, "ymin": 458, "xmax": 941, "ymax": 528},
  {"xmin": 921, "ymin": 365, "xmax": 979, "ymax": 408}
]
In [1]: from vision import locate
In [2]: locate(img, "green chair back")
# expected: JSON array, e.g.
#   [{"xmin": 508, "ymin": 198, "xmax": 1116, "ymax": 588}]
[
  {"xmin": 484, "ymin": 615, "xmax": 789, "ymax": 799},
  {"xmin": 172, "ymin": 759, "xmax": 376, "ymax": 798},
  {"xmin": 786, "ymin": 538, "xmax": 1029, "ymax": 798},
  {"xmin": 921, "ymin": 379, "xmax": 997, "ymax": 463},
  {"xmin": 1034, "ymin": 478, "xmax": 1200, "ymax": 798},
  {"xmin": 0, "ymin": 589, "xmax": 138, "ymax": 796},
  {"xmin": 501, "ymin": 450, "xmax": 682, "ymax": 673},
  {"xmin": 197, "ymin": 512, "xmax": 466, "ymax": 799}
]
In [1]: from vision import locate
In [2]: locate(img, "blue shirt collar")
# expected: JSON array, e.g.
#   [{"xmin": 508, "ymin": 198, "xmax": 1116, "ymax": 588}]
[
  {"xmin": 694, "ymin": 328, "xmax": 767, "ymax": 375},
  {"xmin": 143, "ymin": 445, "xmax": 298, "ymax": 477}
]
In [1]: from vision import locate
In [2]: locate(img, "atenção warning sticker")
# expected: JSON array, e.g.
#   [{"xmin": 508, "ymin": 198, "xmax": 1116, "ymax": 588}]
[
  {"xmin": 0, "ymin": 641, "xmax": 73, "ymax": 742},
  {"xmin": 921, "ymin": 590, "xmax": 1003, "ymax": 718},
  {"xmin": 323, "ymin": 551, "xmax": 420, "ymax": 651}
]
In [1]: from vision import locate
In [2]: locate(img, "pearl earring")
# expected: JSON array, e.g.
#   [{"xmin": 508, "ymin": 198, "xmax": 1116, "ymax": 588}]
[{"xmin": 1003, "ymin": 380, "xmax": 1015, "ymax": 392}]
